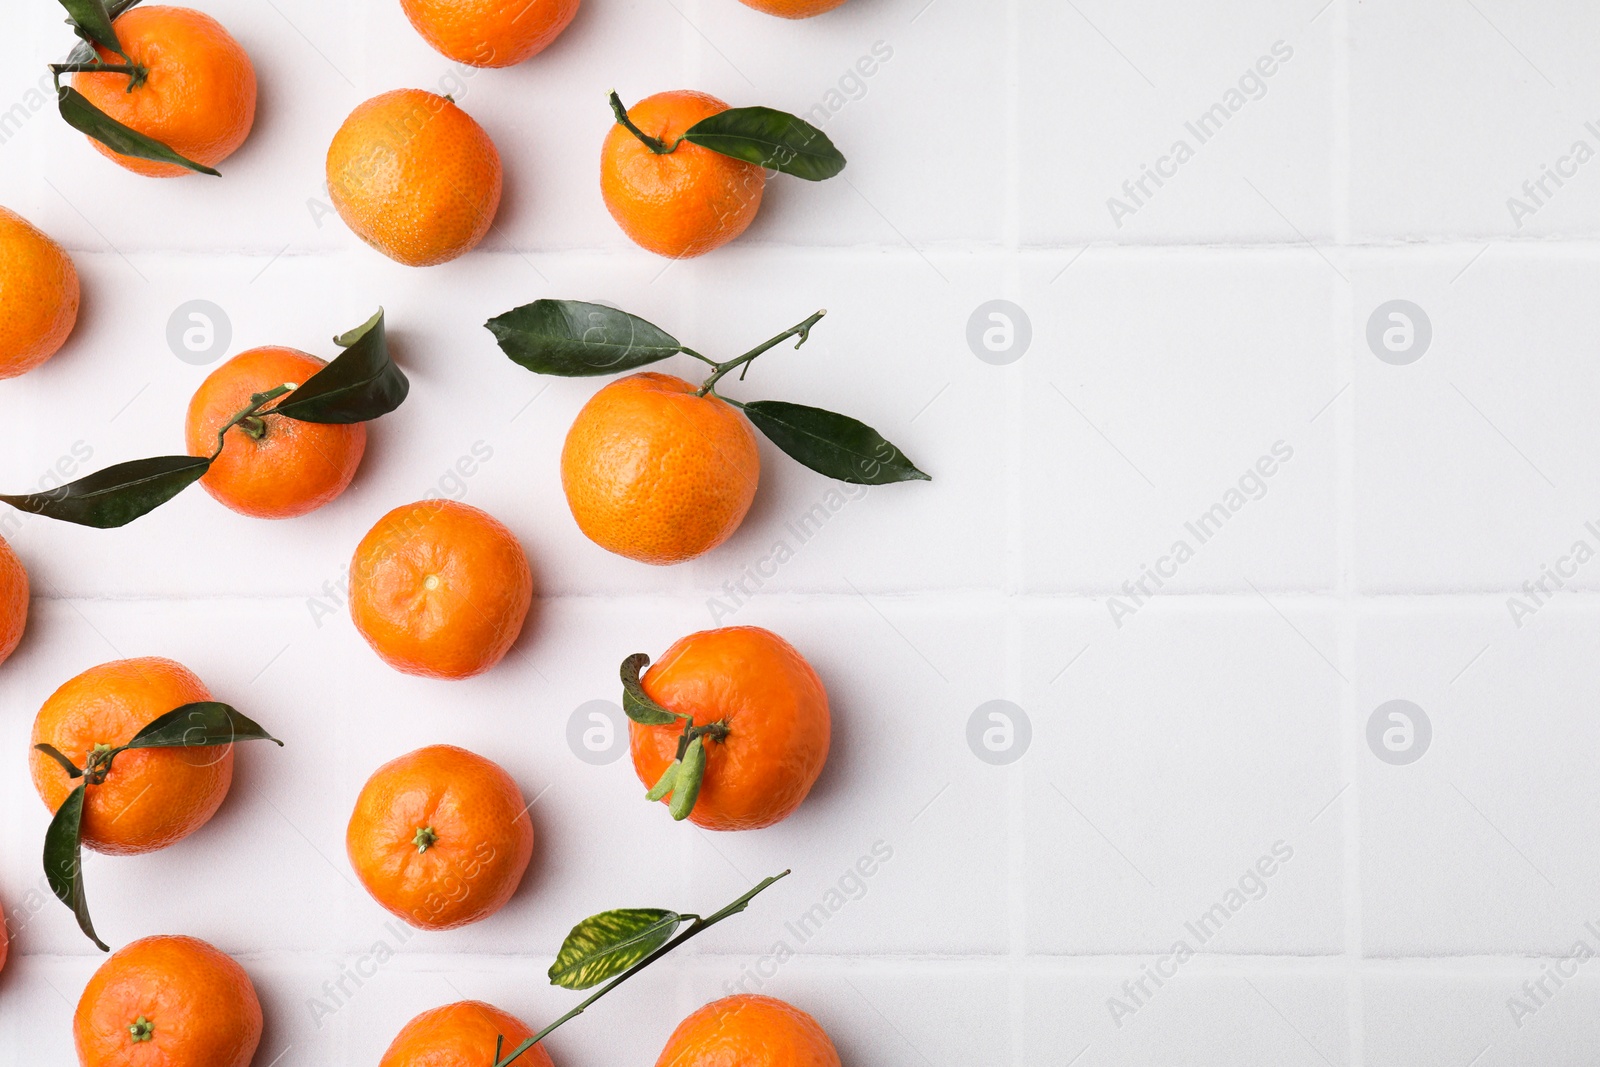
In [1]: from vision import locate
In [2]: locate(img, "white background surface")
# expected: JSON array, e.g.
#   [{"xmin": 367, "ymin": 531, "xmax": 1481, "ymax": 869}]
[{"xmin": 2, "ymin": 0, "xmax": 1598, "ymax": 1064}]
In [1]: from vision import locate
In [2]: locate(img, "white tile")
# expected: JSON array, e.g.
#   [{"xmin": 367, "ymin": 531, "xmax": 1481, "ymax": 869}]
[
  {"xmin": 1019, "ymin": 2, "xmax": 1339, "ymax": 245},
  {"xmin": 1019, "ymin": 599, "xmax": 1345, "ymax": 955},
  {"xmin": 1358, "ymin": 600, "xmax": 1600, "ymax": 956},
  {"xmin": 1351, "ymin": 0, "xmax": 1600, "ymax": 240},
  {"xmin": 1024, "ymin": 971, "xmax": 1348, "ymax": 1067},
  {"xmin": 1352, "ymin": 247, "xmax": 1600, "ymax": 593},
  {"xmin": 1016, "ymin": 250, "xmax": 1343, "ymax": 594}
]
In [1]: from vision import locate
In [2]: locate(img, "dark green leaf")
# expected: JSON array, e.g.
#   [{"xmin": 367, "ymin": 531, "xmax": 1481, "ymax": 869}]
[
  {"xmin": 742, "ymin": 401, "xmax": 930, "ymax": 485},
  {"xmin": 621, "ymin": 653, "xmax": 678, "ymax": 726},
  {"xmin": 684, "ymin": 107, "xmax": 846, "ymax": 181},
  {"xmin": 62, "ymin": 0, "xmax": 143, "ymax": 63},
  {"xmin": 57, "ymin": 85, "xmax": 220, "ymax": 176},
  {"xmin": 268, "ymin": 310, "xmax": 409, "ymax": 424},
  {"xmin": 57, "ymin": 0, "xmax": 124, "ymax": 58},
  {"xmin": 668, "ymin": 736, "xmax": 706, "ymax": 821},
  {"xmin": 0, "ymin": 454, "xmax": 211, "ymax": 528},
  {"xmin": 42, "ymin": 784, "xmax": 106, "ymax": 951},
  {"xmin": 33, "ymin": 743, "xmax": 83, "ymax": 779},
  {"xmin": 124, "ymin": 702, "xmax": 283, "ymax": 751},
  {"xmin": 549, "ymin": 908, "xmax": 682, "ymax": 989},
  {"xmin": 486, "ymin": 300, "xmax": 682, "ymax": 377}
]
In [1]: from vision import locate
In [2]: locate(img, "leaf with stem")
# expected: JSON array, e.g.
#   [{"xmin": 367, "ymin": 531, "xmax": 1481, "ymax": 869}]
[
  {"xmin": 620, "ymin": 653, "xmax": 678, "ymax": 726},
  {"xmin": 267, "ymin": 310, "xmax": 409, "ymax": 424},
  {"xmin": 683, "ymin": 106, "xmax": 846, "ymax": 181},
  {"xmin": 486, "ymin": 300, "xmax": 685, "ymax": 377},
  {"xmin": 493, "ymin": 872, "xmax": 790, "ymax": 1067},
  {"xmin": 53, "ymin": 81, "xmax": 220, "ymax": 177},
  {"xmin": 741, "ymin": 401, "xmax": 931, "ymax": 485},
  {"xmin": 0, "ymin": 312, "xmax": 405, "ymax": 527},
  {"xmin": 63, "ymin": 0, "xmax": 144, "ymax": 63},
  {"xmin": 667, "ymin": 736, "xmax": 706, "ymax": 822},
  {"xmin": 41, "ymin": 783, "xmax": 104, "ymax": 951},
  {"xmin": 0, "ymin": 455, "xmax": 213, "ymax": 528},
  {"xmin": 56, "ymin": 0, "xmax": 127, "ymax": 61},
  {"xmin": 607, "ymin": 92, "xmax": 845, "ymax": 181},
  {"xmin": 548, "ymin": 908, "xmax": 683, "ymax": 990},
  {"xmin": 36, "ymin": 702, "xmax": 281, "ymax": 949},
  {"xmin": 486, "ymin": 302, "xmax": 932, "ymax": 488},
  {"xmin": 124, "ymin": 702, "xmax": 283, "ymax": 752}
]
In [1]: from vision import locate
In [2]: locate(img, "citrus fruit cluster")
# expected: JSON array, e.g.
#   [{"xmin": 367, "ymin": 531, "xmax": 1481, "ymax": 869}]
[{"xmin": 0, "ymin": 0, "xmax": 911, "ymax": 1063}]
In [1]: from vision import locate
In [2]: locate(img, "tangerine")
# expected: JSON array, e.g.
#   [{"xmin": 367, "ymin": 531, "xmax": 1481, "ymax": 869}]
[
  {"xmin": 655, "ymin": 995, "xmax": 840, "ymax": 1067},
  {"xmin": 561, "ymin": 372, "xmax": 759, "ymax": 565},
  {"xmin": 349, "ymin": 500, "xmax": 534, "ymax": 679},
  {"xmin": 30, "ymin": 658, "xmax": 233, "ymax": 856},
  {"xmin": 0, "ymin": 206, "xmax": 80, "ymax": 378},
  {"xmin": 632, "ymin": 626, "xmax": 830, "ymax": 831},
  {"xmin": 74, "ymin": 934, "xmax": 262, "ymax": 1067},
  {"xmin": 347, "ymin": 745, "xmax": 535, "ymax": 930},
  {"xmin": 327, "ymin": 90, "xmax": 503, "ymax": 266},
  {"xmin": 400, "ymin": 0, "xmax": 581, "ymax": 67},
  {"xmin": 72, "ymin": 6, "xmax": 257, "ymax": 177},
  {"xmin": 0, "ymin": 534, "xmax": 28, "ymax": 668},
  {"xmin": 184, "ymin": 346, "xmax": 367, "ymax": 519},
  {"xmin": 601, "ymin": 91, "xmax": 764, "ymax": 259}
]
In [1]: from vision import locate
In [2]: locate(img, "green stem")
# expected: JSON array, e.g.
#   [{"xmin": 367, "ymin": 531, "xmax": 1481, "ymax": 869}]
[
  {"xmin": 50, "ymin": 61, "xmax": 149, "ymax": 91},
  {"xmin": 678, "ymin": 347, "xmax": 718, "ymax": 367},
  {"xmin": 697, "ymin": 311, "xmax": 827, "ymax": 397},
  {"xmin": 211, "ymin": 385, "xmax": 293, "ymax": 458},
  {"xmin": 609, "ymin": 90, "xmax": 680, "ymax": 155},
  {"xmin": 675, "ymin": 718, "xmax": 729, "ymax": 760},
  {"xmin": 492, "ymin": 872, "xmax": 790, "ymax": 1067}
]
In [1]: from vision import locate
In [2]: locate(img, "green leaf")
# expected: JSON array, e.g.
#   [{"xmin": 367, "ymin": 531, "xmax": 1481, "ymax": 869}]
[
  {"xmin": 667, "ymin": 736, "xmax": 706, "ymax": 821},
  {"xmin": 63, "ymin": 0, "xmax": 144, "ymax": 64},
  {"xmin": 0, "ymin": 454, "xmax": 211, "ymax": 528},
  {"xmin": 42, "ymin": 784, "xmax": 106, "ymax": 951},
  {"xmin": 486, "ymin": 300, "xmax": 683, "ymax": 377},
  {"xmin": 57, "ymin": 0, "xmax": 125, "ymax": 58},
  {"xmin": 742, "ymin": 401, "xmax": 930, "ymax": 485},
  {"xmin": 268, "ymin": 310, "xmax": 409, "ymax": 424},
  {"xmin": 644, "ymin": 760, "xmax": 679, "ymax": 802},
  {"xmin": 124, "ymin": 702, "xmax": 282, "ymax": 752},
  {"xmin": 548, "ymin": 908, "xmax": 682, "ymax": 990},
  {"xmin": 33, "ymin": 743, "xmax": 83, "ymax": 779},
  {"xmin": 684, "ymin": 107, "xmax": 846, "ymax": 181},
  {"xmin": 63, "ymin": 0, "xmax": 146, "ymax": 61},
  {"xmin": 620, "ymin": 653, "xmax": 679, "ymax": 725},
  {"xmin": 56, "ymin": 85, "xmax": 220, "ymax": 176}
]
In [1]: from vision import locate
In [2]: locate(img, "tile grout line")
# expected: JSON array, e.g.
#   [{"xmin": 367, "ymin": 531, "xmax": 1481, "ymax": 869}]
[
  {"xmin": 1002, "ymin": 0, "xmax": 1027, "ymax": 1062},
  {"xmin": 1327, "ymin": 0, "xmax": 1363, "ymax": 1062}
]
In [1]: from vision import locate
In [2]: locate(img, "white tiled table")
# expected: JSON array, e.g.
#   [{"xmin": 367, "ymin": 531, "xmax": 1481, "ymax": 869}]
[{"xmin": 3, "ymin": 1, "xmax": 1598, "ymax": 1064}]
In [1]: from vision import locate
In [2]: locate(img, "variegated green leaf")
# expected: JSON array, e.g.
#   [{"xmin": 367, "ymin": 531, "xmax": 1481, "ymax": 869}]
[{"xmin": 548, "ymin": 908, "xmax": 681, "ymax": 990}]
